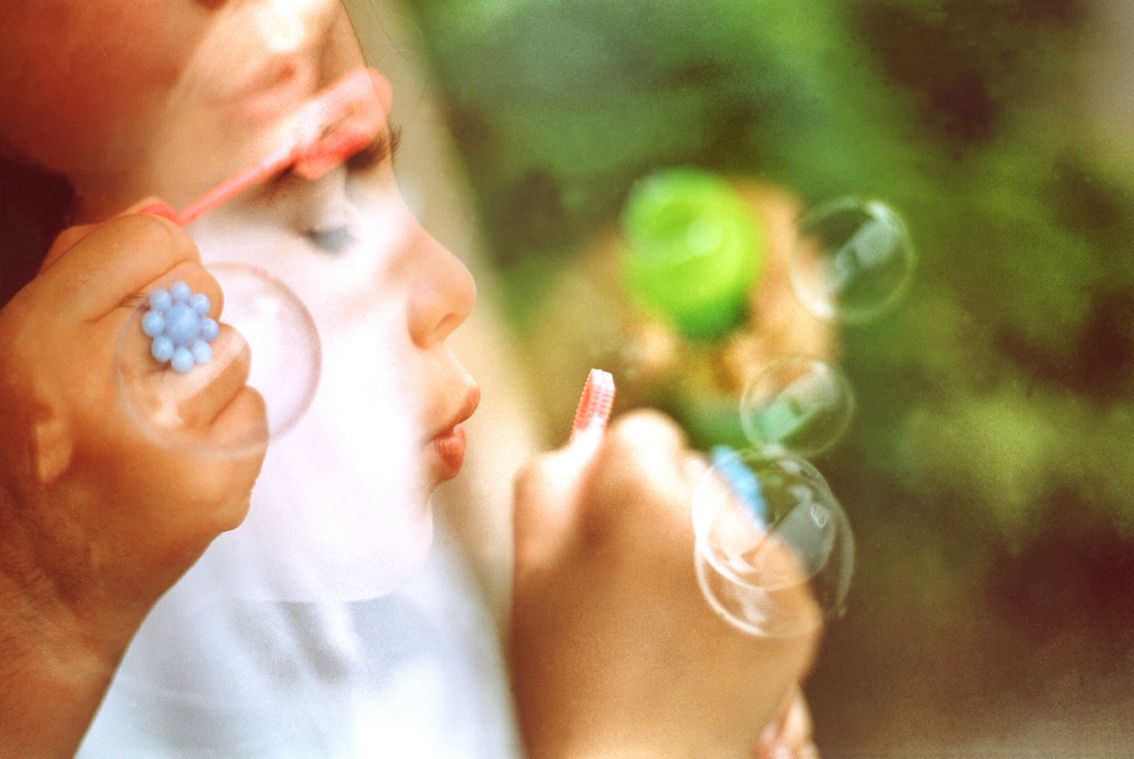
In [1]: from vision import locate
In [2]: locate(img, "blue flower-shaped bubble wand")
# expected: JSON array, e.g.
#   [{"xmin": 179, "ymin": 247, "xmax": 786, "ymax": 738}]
[{"xmin": 140, "ymin": 281, "xmax": 220, "ymax": 373}]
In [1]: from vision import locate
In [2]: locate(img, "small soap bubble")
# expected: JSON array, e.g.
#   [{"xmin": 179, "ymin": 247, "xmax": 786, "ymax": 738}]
[
  {"xmin": 739, "ymin": 356, "xmax": 854, "ymax": 458},
  {"xmin": 788, "ymin": 198, "xmax": 914, "ymax": 323},
  {"xmin": 692, "ymin": 447, "xmax": 854, "ymax": 637}
]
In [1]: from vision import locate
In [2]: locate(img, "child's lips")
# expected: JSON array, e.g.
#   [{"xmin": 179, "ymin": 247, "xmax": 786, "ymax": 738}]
[
  {"xmin": 428, "ymin": 386, "xmax": 480, "ymax": 481},
  {"xmin": 431, "ymin": 426, "xmax": 468, "ymax": 481}
]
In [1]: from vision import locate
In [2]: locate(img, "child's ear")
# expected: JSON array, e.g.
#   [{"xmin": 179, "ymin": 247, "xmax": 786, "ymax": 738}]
[{"xmin": 31, "ymin": 406, "xmax": 73, "ymax": 485}]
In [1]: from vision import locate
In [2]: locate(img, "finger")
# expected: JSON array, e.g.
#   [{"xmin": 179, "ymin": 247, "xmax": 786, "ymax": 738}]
[
  {"xmin": 145, "ymin": 325, "xmax": 252, "ymax": 430},
  {"xmin": 40, "ymin": 197, "xmax": 179, "ymax": 272},
  {"xmin": 35, "ymin": 213, "xmax": 199, "ymax": 321},
  {"xmin": 42, "ymin": 222, "xmax": 102, "ymax": 270},
  {"xmin": 206, "ymin": 385, "xmax": 269, "ymax": 461},
  {"xmin": 591, "ymin": 409, "xmax": 696, "ymax": 518},
  {"xmin": 182, "ymin": 387, "xmax": 267, "ymax": 534},
  {"xmin": 601, "ymin": 409, "xmax": 690, "ymax": 484},
  {"xmin": 757, "ymin": 687, "xmax": 818, "ymax": 759},
  {"xmin": 513, "ymin": 448, "xmax": 591, "ymax": 570}
]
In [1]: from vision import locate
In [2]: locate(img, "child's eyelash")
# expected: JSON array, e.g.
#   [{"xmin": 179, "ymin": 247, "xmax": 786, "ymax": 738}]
[{"xmin": 345, "ymin": 125, "xmax": 403, "ymax": 173}]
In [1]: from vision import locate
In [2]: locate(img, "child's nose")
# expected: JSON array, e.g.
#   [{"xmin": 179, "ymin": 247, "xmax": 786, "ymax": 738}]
[{"xmin": 407, "ymin": 232, "xmax": 476, "ymax": 349}]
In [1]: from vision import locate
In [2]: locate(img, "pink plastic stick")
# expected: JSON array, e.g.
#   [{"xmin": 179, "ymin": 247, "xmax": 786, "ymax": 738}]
[
  {"xmin": 173, "ymin": 144, "xmax": 295, "ymax": 226},
  {"xmin": 571, "ymin": 368, "xmax": 616, "ymax": 442},
  {"xmin": 170, "ymin": 68, "xmax": 386, "ymax": 226}
]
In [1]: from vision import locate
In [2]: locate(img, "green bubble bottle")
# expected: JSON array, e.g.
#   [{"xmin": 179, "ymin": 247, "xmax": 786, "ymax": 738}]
[{"xmin": 620, "ymin": 168, "xmax": 765, "ymax": 341}]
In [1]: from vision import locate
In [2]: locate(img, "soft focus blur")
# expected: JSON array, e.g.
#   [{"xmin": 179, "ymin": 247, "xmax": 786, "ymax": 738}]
[{"xmin": 391, "ymin": 1, "xmax": 1133, "ymax": 755}]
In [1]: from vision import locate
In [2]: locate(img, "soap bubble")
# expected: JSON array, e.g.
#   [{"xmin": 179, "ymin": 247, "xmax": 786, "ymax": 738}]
[
  {"xmin": 116, "ymin": 262, "xmax": 320, "ymax": 458},
  {"xmin": 692, "ymin": 447, "xmax": 854, "ymax": 637},
  {"xmin": 739, "ymin": 356, "xmax": 854, "ymax": 457},
  {"xmin": 788, "ymin": 197, "xmax": 914, "ymax": 323}
]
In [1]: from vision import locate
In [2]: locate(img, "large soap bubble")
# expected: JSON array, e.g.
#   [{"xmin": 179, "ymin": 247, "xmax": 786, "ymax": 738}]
[
  {"xmin": 739, "ymin": 356, "xmax": 855, "ymax": 458},
  {"xmin": 788, "ymin": 197, "xmax": 914, "ymax": 323},
  {"xmin": 692, "ymin": 446, "xmax": 854, "ymax": 637},
  {"xmin": 116, "ymin": 262, "xmax": 320, "ymax": 459}
]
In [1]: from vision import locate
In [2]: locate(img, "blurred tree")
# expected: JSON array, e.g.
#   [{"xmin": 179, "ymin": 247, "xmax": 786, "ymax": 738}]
[{"xmin": 407, "ymin": 0, "xmax": 1134, "ymax": 751}]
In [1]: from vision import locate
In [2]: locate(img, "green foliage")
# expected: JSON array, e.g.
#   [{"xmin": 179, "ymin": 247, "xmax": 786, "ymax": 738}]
[{"xmin": 406, "ymin": 0, "xmax": 1133, "ymax": 744}]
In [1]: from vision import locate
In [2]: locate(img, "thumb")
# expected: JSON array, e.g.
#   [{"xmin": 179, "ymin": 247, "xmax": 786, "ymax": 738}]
[
  {"xmin": 40, "ymin": 197, "xmax": 177, "ymax": 272},
  {"xmin": 512, "ymin": 434, "xmax": 602, "ymax": 573}
]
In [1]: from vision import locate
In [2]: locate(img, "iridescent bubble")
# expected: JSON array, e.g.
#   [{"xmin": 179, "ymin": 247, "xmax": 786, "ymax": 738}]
[
  {"xmin": 692, "ymin": 446, "xmax": 854, "ymax": 637},
  {"xmin": 116, "ymin": 263, "xmax": 320, "ymax": 458},
  {"xmin": 739, "ymin": 356, "xmax": 854, "ymax": 458},
  {"xmin": 788, "ymin": 197, "xmax": 914, "ymax": 323}
]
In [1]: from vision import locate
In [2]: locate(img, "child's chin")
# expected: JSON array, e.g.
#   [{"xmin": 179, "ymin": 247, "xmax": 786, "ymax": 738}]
[{"xmin": 206, "ymin": 500, "xmax": 436, "ymax": 603}]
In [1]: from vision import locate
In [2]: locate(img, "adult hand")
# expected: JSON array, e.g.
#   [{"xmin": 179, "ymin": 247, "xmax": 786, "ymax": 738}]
[
  {"xmin": 511, "ymin": 410, "xmax": 819, "ymax": 758},
  {"xmin": 0, "ymin": 204, "xmax": 266, "ymax": 758}
]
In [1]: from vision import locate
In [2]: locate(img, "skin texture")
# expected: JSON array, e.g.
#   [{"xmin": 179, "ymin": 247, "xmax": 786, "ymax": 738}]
[
  {"xmin": 511, "ymin": 411, "xmax": 819, "ymax": 757},
  {"xmin": 1, "ymin": 2, "xmax": 820, "ymax": 755},
  {"xmin": 0, "ymin": 208, "xmax": 265, "ymax": 758}
]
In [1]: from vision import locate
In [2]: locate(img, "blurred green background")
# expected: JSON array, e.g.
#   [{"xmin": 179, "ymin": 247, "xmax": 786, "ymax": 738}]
[{"xmin": 404, "ymin": 1, "xmax": 1134, "ymax": 754}]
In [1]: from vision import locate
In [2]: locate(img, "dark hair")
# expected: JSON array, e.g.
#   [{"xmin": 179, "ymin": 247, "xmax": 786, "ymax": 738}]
[{"xmin": 0, "ymin": 156, "xmax": 74, "ymax": 306}]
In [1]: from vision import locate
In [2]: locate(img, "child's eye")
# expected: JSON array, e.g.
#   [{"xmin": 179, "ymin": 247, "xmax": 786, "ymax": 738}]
[{"xmin": 345, "ymin": 125, "xmax": 403, "ymax": 174}]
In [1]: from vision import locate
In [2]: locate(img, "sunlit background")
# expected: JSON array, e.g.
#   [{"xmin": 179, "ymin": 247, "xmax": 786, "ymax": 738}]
[{"xmin": 388, "ymin": 1, "xmax": 1132, "ymax": 754}]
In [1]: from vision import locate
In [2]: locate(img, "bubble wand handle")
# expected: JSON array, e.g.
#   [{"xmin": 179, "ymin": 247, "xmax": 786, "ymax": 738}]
[{"xmin": 571, "ymin": 368, "xmax": 616, "ymax": 444}]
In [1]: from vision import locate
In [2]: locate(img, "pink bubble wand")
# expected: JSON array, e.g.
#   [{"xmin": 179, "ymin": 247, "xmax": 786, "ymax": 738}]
[
  {"xmin": 570, "ymin": 368, "xmax": 616, "ymax": 444},
  {"xmin": 145, "ymin": 68, "xmax": 387, "ymax": 227}
]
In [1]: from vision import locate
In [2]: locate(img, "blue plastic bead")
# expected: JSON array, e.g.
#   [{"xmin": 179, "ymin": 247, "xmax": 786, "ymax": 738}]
[
  {"xmin": 191, "ymin": 340, "xmax": 213, "ymax": 365},
  {"xmin": 710, "ymin": 446, "xmax": 769, "ymax": 525},
  {"xmin": 170, "ymin": 281, "xmax": 192, "ymax": 303},
  {"xmin": 190, "ymin": 292, "xmax": 211, "ymax": 316},
  {"xmin": 199, "ymin": 317, "xmax": 220, "ymax": 342},
  {"xmin": 151, "ymin": 335, "xmax": 174, "ymax": 363},
  {"xmin": 141, "ymin": 310, "xmax": 166, "ymax": 338},
  {"xmin": 170, "ymin": 346, "xmax": 194, "ymax": 373},
  {"xmin": 142, "ymin": 281, "xmax": 216, "ymax": 372},
  {"xmin": 165, "ymin": 303, "xmax": 200, "ymax": 345},
  {"xmin": 148, "ymin": 289, "xmax": 172, "ymax": 312}
]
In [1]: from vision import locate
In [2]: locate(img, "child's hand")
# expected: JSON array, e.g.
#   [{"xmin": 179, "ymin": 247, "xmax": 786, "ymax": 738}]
[
  {"xmin": 0, "ymin": 207, "xmax": 265, "ymax": 757},
  {"xmin": 510, "ymin": 410, "xmax": 818, "ymax": 758}
]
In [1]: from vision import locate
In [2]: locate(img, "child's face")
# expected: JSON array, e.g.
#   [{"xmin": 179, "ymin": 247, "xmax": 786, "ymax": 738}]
[
  {"xmin": 1, "ymin": 0, "xmax": 351, "ymax": 216},
  {"xmin": 192, "ymin": 147, "xmax": 480, "ymax": 600},
  {"xmin": 3, "ymin": 1, "xmax": 480, "ymax": 598}
]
